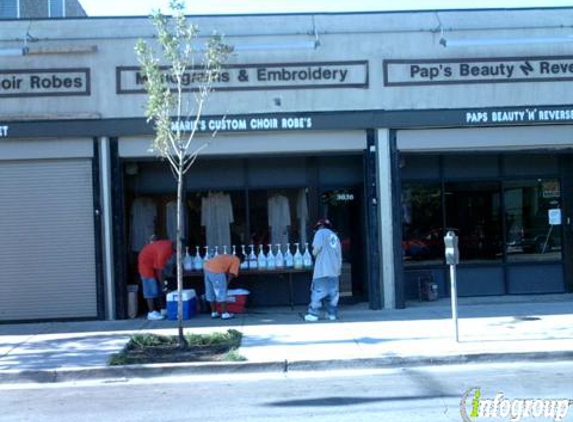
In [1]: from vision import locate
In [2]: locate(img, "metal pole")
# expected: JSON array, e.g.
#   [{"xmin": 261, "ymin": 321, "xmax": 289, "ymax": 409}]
[
  {"xmin": 99, "ymin": 136, "xmax": 116, "ymax": 320},
  {"xmin": 450, "ymin": 264, "xmax": 459, "ymax": 342}
]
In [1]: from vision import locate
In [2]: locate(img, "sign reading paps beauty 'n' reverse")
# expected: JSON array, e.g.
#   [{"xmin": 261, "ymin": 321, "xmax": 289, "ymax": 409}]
[
  {"xmin": 116, "ymin": 61, "xmax": 368, "ymax": 93},
  {"xmin": 0, "ymin": 69, "xmax": 90, "ymax": 97}
]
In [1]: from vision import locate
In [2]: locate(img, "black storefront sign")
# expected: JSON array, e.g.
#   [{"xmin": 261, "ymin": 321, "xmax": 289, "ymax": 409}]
[
  {"xmin": 4, "ymin": 105, "xmax": 573, "ymax": 139},
  {"xmin": 171, "ymin": 115, "xmax": 314, "ymax": 132},
  {"xmin": 464, "ymin": 106, "xmax": 573, "ymax": 125}
]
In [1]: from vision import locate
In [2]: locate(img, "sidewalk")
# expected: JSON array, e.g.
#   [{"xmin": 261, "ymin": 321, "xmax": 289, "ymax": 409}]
[{"xmin": 1, "ymin": 294, "xmax": 572, "ymax": 383}]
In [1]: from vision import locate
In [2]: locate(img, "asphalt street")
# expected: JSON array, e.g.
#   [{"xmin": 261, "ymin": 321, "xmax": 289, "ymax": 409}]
[{"xmin": 2, "ymin": 360, "xmax": 572, "ymax": 422}]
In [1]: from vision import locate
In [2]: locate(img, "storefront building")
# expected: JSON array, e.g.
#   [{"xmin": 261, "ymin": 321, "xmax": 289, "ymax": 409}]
[{"xmin": 2, "ymin": 8, "xmax": 573, "ymax": 321}]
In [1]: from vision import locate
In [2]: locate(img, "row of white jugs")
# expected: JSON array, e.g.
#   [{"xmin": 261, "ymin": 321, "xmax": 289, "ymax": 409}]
[{"xmin": 183, "ymin": 243, "xmax": 313, "ymax": 271}]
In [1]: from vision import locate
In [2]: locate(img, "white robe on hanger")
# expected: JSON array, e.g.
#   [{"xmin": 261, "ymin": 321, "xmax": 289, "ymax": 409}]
[
  {"xmin": 201, "ymin": 192, "xmax": 234, "ymax": 249},
  {"xmin": 130, "ymin": 197, "xmax": 157, "ymax": 252},
  {"xmin": 268, "ymin": 194, "xmax": 291, "ymax": 246}
]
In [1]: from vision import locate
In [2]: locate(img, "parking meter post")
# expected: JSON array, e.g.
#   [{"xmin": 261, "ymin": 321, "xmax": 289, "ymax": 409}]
[
  {"xmin": 450, "ymin": 264, "xmax": 459, "ymax": 343},
  {"xmin": 444, "ymin": 231, "xmax": 460, "ymax": 343}
]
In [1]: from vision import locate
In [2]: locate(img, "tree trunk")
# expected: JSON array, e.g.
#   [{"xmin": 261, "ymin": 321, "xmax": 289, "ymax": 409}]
[{"xmin": 176, "ymin": 163, "xmax": 187, "ymax": 348}]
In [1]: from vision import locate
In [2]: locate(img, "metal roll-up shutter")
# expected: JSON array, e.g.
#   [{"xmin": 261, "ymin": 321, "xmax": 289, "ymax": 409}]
[{"xmin": 0, "ymin": 159, "xmax": 97, "ymax": 321}]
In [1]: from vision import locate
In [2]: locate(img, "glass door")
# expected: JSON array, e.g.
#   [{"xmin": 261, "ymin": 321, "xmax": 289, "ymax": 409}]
[
  {"xmin": 319, "ymin": 186, "xmax": 365, "ymax": 301},
  {"xmin": 504, "ymin": 179, "xmax": 562, "ymax": 262},
  {"xmin": 444, "ymin": 181, "xmax": 503, "ymax": 264}
]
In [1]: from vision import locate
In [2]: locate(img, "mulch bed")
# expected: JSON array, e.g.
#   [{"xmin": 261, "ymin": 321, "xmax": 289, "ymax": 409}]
[
  {"xmin": 122, "ymin": 344, "xmax": 234, "ymax": 364},
  {"xmin": 109, "ymin": 330, "xmax": 243, "ymax": 365}
]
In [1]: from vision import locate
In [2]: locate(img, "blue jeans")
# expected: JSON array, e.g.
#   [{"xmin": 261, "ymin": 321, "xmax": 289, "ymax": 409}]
[
  {"xmin": 140, "ymin": 277, "xmax": 160, "ymax": 299},
  {"xmin": 308, "ymin": 276, "xmax": 340, "ymax": 317},
  {"xmin": 204, "ymin": 271, "xmax": 228, "ymax": 303}
]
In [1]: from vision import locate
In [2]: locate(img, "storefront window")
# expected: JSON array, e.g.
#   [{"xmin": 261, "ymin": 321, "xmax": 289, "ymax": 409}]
[
  {"xmin": 185, "ymin": 190, "xmax": 246, "ymax": 256},
  {"xmin": 444, "ymin": 182, "xmax": 502, "ymax": 262},
  {"xmin": 248, "ymin": 188, "xmax": 309, "ymax": 255},
  {"xmin": 125, "ymin": 156, "xmax": 367, "ymax": 308},
  {"xmin": 504, "ymin": 179, "xmax": 562, "ymax": 262},
  {"xmin": 401, "ymin": 184, "xmax": 443, "ymax": 266}
]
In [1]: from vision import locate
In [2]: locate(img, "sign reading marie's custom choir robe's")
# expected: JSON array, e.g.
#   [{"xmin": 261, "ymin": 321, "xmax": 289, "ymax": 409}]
[
  {"xmin": 116, "ymin": 61, "xmax": 368, "ymax": 93},
  {"xmin": 0, "ymin": 68, "xmax": 90, "ymax": 97}
]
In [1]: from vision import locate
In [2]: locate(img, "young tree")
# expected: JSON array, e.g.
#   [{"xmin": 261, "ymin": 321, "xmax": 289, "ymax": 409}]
[{"xmin": 135, "ymin": 0, "xmax": 232, "ymax": 347}]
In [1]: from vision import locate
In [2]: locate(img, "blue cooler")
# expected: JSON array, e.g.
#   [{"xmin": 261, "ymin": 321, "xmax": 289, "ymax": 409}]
[{"xmin": 167, "ymin": 289, "xmax": 197, "ymax": 320}]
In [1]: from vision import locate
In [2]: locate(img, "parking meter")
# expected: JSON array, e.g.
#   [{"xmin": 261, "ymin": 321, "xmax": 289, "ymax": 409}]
[
  {"xmin": 444, "ymin": 231, "xmax": 459, "ymax": 265},
  {"xmin": 444, "ymin": 230, "xmax": 460, "ymax": 342}
]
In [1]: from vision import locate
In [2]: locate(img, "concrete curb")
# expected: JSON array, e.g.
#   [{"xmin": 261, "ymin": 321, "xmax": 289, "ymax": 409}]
[
  {"xmin": 0, "ymin": 360, "xmax": 286, "ymax": 384},
  {"xmin": 286, "ymin": 350, "xmax": 573, "ymax": 371},
  {"xmin": 2, "ymin": 350, "xmax": 573, "ymax": 384}
]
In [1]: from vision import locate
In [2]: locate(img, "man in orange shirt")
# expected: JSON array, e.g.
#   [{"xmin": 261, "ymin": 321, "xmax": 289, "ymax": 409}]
[
  {"xmin": 138, "ymin": 239, "xmax": 175, "ymax": 321},
  {"xmin": 204, "ymin": 254, "xmax": 240, "ymax": 320}
]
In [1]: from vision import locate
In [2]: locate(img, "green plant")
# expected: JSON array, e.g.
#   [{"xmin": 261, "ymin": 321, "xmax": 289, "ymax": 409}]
[
  {"xmin": 108, "ymin": 353, "xmax": 130, "ymax": 366},
  {"xmin": 130, "ymin": 333, "xmax": 177, "ymax": 348},
  {"xmin": 186, "ymin": 329, "xmax": 242, "ymax": 347},
  {"xmin": 222, "ymin": 349, "xmax": 246, "ymax": 362}
]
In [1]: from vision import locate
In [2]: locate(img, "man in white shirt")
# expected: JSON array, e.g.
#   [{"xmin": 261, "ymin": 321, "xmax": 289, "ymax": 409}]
[{"xmin": 304, "ymin": 218, "xmax": 342, "ymax": 322}]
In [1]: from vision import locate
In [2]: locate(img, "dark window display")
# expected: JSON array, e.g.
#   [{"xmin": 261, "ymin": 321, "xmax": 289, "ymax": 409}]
[
  {"xmin": 401, "ymin": 154, "xmax": 440, "ymax": 180},
  {"xmin": 401, "ymin": 184, "xmax": 443, "ymax": 266},
  {"xmin": 504, "ymin": 179, "xmax": 562, "ymax": 262},
  {"xmin": 186, "ymin": 191, "xmax": 246, "ymax": 256},
  {"xmin": 401, "ymin": 153, "xmax": 563, "ymax": 266},
  {"xmin": 444, "ymin": 181, "xmax": 502, "ymax": 262},
  {"xmin": 443, "ymin": 154, "xmax": 499, "ymax": 179},
  {"xmin": 248, "ymin": 188, "xmax": 310, "ymax": 254},
  {"xmin": 400, "ymin": 152, "xmax": 566, "ymax": 298},
  {"xmin": 503, "ymin": 155, "xmax": 558, "ymax": 177},
  {"xmin": 129, "ymin": 188, "xmax": 311, "ymax": 259},
  {"xmin": 125, "ymin": 155, "xmax": 367, "ymax": 308}
]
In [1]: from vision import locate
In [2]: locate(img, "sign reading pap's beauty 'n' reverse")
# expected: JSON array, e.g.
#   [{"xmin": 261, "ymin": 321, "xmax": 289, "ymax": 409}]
[
  {"xmin": 116, "ymin": 61, "xmax": 368, "ymax": 93},
  {"xmin": 0, "ymin": 69, "xmax": 90, "ymax": 97},
  {"xmin": 384, "ymin": 56, "xmax": 573, "ymax": 86}
]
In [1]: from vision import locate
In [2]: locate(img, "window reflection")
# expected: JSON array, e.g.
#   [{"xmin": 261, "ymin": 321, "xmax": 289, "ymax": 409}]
[
  {"xmin": 401, "ymin": 184, "xmax": 443, "ymax": 266},
  {"xmin": 444, "ymin": 182, "xmax": 502, "ymax": 262},
  {"xmin": 248, "ymin": 188, "xmax": 309, "ymax": 252},
  {"xmin": 184, "ymin": 188, "xmax": 310, "ymax": 261},
  {"xmin": 186, "ymin": 191, "xmax": 246, "ymax": 256},
  {"xmin": 505, "ymin": 179, "xmax": 562, "ymax": 262}
]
